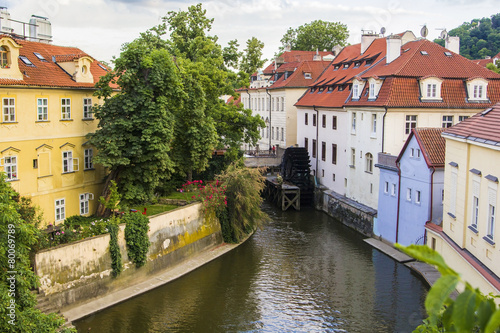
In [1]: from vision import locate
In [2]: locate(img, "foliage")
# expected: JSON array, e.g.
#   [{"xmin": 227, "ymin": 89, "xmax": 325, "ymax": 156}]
[
  {"xmin": 487, "ymin": 62, "xmax": 500, "ymax": 73},
  {"xmin": 240, "ymin": 37, "xmax": 267, "ymax": 77},
  {"xmin": 434, "ymin": 13, "xmax": 500, "ymax": 59},
  {"xmin": 0, "ymin": 174, "xmax": 74, "ymax": 332},
  {"xmin": 130, "ymin": 204, "xmax": 177, "ymax": 216},
  {"xmin": 107, "ymin": 218, "xmax": 122, "ymax": 277},
  {"xmin": 182, "ymin": 180, "xmax": 227, "ymax": 212},
  {"xmin": 215, "ymin": 163, "xmax": 268, "ymax": 242},
  {"xmin": 279, "ymin": 20, "xmax": 349, "ymax": 53},
  {"xmin": 396, "ymin": 244, "xmax": 500, "ymax": 332},
  {"xmin": 89, "ymin": 36, "xmax": 182, "ymax": 205},
  {"xmin": 223, "ymin": 39, "xmax": 242, "ymax": 70},
  {"xmin": 123, "ymin": 213, "xmax": 150, "ymax": 268}
]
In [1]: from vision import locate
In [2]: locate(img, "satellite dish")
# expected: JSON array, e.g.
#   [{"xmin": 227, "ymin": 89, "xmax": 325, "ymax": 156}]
[
  {"xmin": 420, "ymin": 25, "xmax": 428, "ymax": 38},
  {"xmin": 380, "ymin": 27, "xmax": 386, "ymax": 35},
  {"xmin": 440, "ymin": 29, "xmax": 448, "ymax": 39}
]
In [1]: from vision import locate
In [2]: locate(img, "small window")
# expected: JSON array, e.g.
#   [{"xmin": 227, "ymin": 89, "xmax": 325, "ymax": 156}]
[
  {"xmin": 351, "ymin": 112, "xmax": 356, "ymax": 132},
  {"xmin": 354, "ymin": 62, "xmax": 361, "ymax": 68},
  {"xmin": 371, "ymin": 114, "xmax": 377, "ymax": 134},
  {"xmin": 405, "ymin": 115, "xmax": 417, "ymax": 134},
  {"xmin": 83, "ymin": 98, "xmax": 93, "ymax": 119},
  {"xmin": 427, "ymin": 84, "xmax": 437, "ymax": 98},
  {"xmin": 312, "ymin": 139, "xmax": 317, "ymax": 158},
  {"xmin": 4, "ymin": 156, "xmax": 17, "ymax": 180},
  {"xmin": 33, "ymin": 52, "xmax": 46, "ymax": 61},
  {"xmin": 442, "ymin": 115, "xmax": 453, "ymax": 128},
  {"xmin": 333, "ymin": 65, "xmax": 340, "ymax": 70},
  {"xmin": 407, "ymin": 188, "xmax": 412, "ymax": 201},
  {"xmin": 33, "ymin": 159, "xmax": 38, "ymax": 169},
  {"xmin": 391, "ymin": 184, "xmax": 397, "ymax": 196},
  {"xmin": 37, "ymin": 98, "xmax": 48, "ymax": 121},
  {"xmin": 322, "ymin": 114, "xmax": 326, "ymax": 128},
  {"xmin": 369, "ymin": 83, "xmax": 376, "ymax": 99},
  {"xmin": 55, "ymin": 198, "xmax": 65, "ymax": 221},
  {"xmin": 61, "ymin": 98, "xmax": 71, "ymax": 119},
  {"xmin": 304, "ymin": 137, "xmax": 308, "ymax": 151},
  {"xmin": 312, "ymin": 114, "xmax": 317, "ymax": 127},
  {"xmin": 365, "ymin": 59, "xmax": 373, "ymax": 66},
  {"xmin": 305, "ymin": 113, "xmax": 308, "ymax": 125},
  {"xmin": 444, "ymin": 51, "xmax": 452, "ymax": 57},
  {"xmin": 416, "ymin": 190, "xmax": 421, "ymax": 204},
  {"xmin": 0, "ymin": 46, "xmax": 9, "ymax": 68},
  {"xmin": 338, "ymin": 85, "xmax": 344, "ymax": 91},
  {"xmin": 420, "ymin": 51, "xmax": 428, "ymax": 55},
  {"xmin": 459, "ymin": 115, "xmax": 469, "ymax": 122},
  {"xmin": 3, "ymin": 98, "xmax": 15, "ymax": 122},
  {"xmin": 84, "ymin": 148, "xmax": 94, "ymax": 170},
  {"xmin": 332, "ymin": 144, "xmax": 337, "ymax": 165},
  {"xmin": 343, "ymin": 63, "xmax": 349, "ymax": 69},
  {"xmin": 19, "ymin": 56, "xmax": 35, "ymax": 67},
  {"xmin": 98, "ymin": 63, "xmax": 108, "ymax": 71},
  {"xmin": 351, "ymin": 148, "xmax": 356, "ymax": 167},
  {"xmin": 321, "ymin": 142, "xmax": 326, "ymax": 161},
  {"xmin": 318, "ymin": 87, "xmax": 325, "ymax": 93},
  {"xmin": 332, "ymin": 116, "xmax": 337, "ymax": 130},
  {"xmin": 365, "ymin": 153, "xmax": 373, "ymax": 173},
  {"xmin": 384, "ymin": 181, "xmax": 389, "ymax": 194},
  {"xmin": 328, "ymin": 86, "xmax": 334, "ymax": 92},
  {"xmin": 304, "ymin": 72, "xmax": 312, "ymax": 79},
  {"xmin": 352, "ymin": 84, "xmax": 359, "ymax": 99}
]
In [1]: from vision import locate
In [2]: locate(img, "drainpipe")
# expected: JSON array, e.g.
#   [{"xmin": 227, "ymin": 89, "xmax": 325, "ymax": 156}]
[
  {"xmin": 395, "ymin": 160, "xmax": 402, "ymax": 244},
  {"xmin": 382, "ymin": 106, "xmax": 388, "ymax": 153},
  {"xmin": 426, "ymin": 166, "xmax": 436, "ymax": 245},
  {"xmin": 313, "ymin": 105, "xmax": 319, "ymax": 183},
  {"xmin": 266, "ymin": 88, "xmax": 272, "ymax": 150}
]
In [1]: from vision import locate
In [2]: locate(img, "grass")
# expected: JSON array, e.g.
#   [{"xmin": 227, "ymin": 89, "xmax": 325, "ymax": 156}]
[
  {"xmin": 130, "ymin": 204, "xmax": 178, "ymax": 217},
  {"xmin": 165, "ymin": 191, "xmax": 195, "ymax": 201}
]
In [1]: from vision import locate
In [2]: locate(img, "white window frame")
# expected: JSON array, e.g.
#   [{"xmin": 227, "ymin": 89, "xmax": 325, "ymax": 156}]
[
  {"xmin": 352, "ymin": 84, "xmax": 359, "ymax": 99},
  {"xmin": 487, "ymin": 184, "xmax": 497, "ymax": 239},
  {"xmin": 62, "ymin": 151, "xmax": 79, "ymax": 173},
  {"xmin": 61, "ymin": 98, "xmax": 71, "ymax": 120},
  {"xmin": 84, "ymin": 148, "xmax": 93, "ymax": 170},
  {"xmin": 369, "ymin": 83, "xmax": 375, "ymax": 99},
  {"xmin": 405, "ymin": 115, "xmax": 417, "ymax": 134},
  {"xmin": 471, "ymin": 178, "xmax": 480, "ymax": 229},
  {"xmin": 55, "ymin": 198, "xmax": 65, "ymax": 222},
  {"xmin": 442, "ymin": 115, "xmax": 453, "ymax": 128},
  {"xmin": 371, "ymin": 114, "xmax": 377, "ymax": 134},
  {"xmin": 3, "ymin": 97, "xmax": 15, "ymax": 122},
  {"xmin": 79, "ymin": 193, "xmax": 95, "ymax": 215},
  {"xmin": 3, "ymin": 156, "xmax": 17, "ymax": 181},
  {"xmin": 351, "ymin": 112, "xmax": 356, "ymax": 133},
  {"xmin": 407, "ymin": 188, "xmax": 412, "ymax": 201},
  {"xmin": 426, "ymin": 83, "xmax": 437, "ymax": 98},
  {"xmin": 415, "ymin": 190, "xmax": 421, "ymax": 204},
  {"xmin": 83, "ymin": 98, "xmax": 93, "ymax": 119},
  {"xmin": 391, "ymin": 183, "xmax": 397, "ymax": 196},
  {"xmin": 384, "ymin": 181, "xmax": 389, "ymax": 194},
  {"xmin": 467, "ymin": 78, "xmax": 488, "ymax": 101},
  {"xmin": 365, "ymin": 153, "xmax": 373, "ymax": 173},
  {"xmin": 37, "ymin": 98, "xmax": 48, "ymax": 121},
  {"xmin": 351, "ymin": 148, "xmax": 356, "ymax": 167}
]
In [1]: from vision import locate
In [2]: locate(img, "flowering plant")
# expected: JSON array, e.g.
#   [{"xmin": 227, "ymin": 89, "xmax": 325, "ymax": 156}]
[{"xmin": 181, "ymin": 179, "xmax": 227, "ymax": 213}]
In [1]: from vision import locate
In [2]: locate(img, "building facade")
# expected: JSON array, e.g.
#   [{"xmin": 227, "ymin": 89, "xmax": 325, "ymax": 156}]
[{"xmin": 0, "ymin": 34, "xmax": 112, "ymax": 226}]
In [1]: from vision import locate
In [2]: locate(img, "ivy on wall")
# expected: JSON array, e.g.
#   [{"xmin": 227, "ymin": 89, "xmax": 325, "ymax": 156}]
[{"xmin": 123, "ymin": 213, "xmax": 150, "ymax": 268}]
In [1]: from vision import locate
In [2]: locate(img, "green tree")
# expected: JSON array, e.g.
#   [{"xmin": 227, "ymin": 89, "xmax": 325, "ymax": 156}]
[
  {"xmin": 240, "ymin": 37, "xmax": 267, "ymax": 76},
  {"xmin": 0, "ymin": 174, "xmax": 74, "ymax": 332},
  {"xmin": 279, "ymin": 20, "xmax": 349, "ymax": 52},
  {"xmin": 397, "ymin": 244, "xmax": 500, "ymax": 332},
  {"xmin": 223, "ymin": 39, "xmax": 242, "ymax": 70}
]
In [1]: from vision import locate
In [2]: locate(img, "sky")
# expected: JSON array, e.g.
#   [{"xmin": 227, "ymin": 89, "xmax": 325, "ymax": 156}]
[{"xmin": 3, "ymin": 0, "xmax": 499, "ymax": 65}]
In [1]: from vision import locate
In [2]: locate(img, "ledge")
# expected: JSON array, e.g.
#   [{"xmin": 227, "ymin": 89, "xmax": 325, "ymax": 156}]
[
  {"xmin": 483, "ymin": 236, "xmax": 495, "ymax": 246},
  {"xmin": 468, "ymin": 225, "xmax": 478, "ymax": 234},
  {"xmin": 447, "ymin": 212, "xmax": 456, "ymax": 219}
]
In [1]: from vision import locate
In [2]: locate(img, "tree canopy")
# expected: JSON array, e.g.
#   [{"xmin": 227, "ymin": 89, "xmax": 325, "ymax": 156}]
[
  {"xmin": 434, "ymin": 13, "xmax": 500, "ymax": 59},
  {"xmin": 240, "ymin": 37, "xmax": 267, "ymax": 76},
  {"xmin": 279, "ymin": 20, "xmax": 349, "ymax": 53}
]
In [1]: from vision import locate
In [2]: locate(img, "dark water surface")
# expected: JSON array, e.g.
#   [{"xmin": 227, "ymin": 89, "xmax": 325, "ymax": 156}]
[{"xmin": 75, "ymin": 204, "xmax": 427, "ymax": 332}]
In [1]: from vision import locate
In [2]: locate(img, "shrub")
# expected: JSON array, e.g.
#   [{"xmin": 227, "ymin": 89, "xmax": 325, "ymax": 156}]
[{"xmin": 123, "ymin": 212, "xmax": 150, "ymax": 268}]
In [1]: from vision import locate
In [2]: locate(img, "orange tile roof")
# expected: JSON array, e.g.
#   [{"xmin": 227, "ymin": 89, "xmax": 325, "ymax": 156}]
[
  {"xmin": 397, "ymin": 128, "xmax": 446, "ymax": 167},
  {"xmin": 443, "ymin": 102, "xmax": 500, "ymax": 145},
  {"xmin": 269, "ymin": 60, "xmax": 330, "ymax": 89},
  {"xmin": 0, "ymin": 36, "xmax": 113, "ymax": 89},
  {"xmin": 262, "ymin": 50, "xmax": 333, "ymax": 74}
]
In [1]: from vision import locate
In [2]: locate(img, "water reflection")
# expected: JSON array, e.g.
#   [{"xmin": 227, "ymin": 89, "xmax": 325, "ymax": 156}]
[{"xmin": 75, "ymin": 205, "xmax": 427, "ymax": 332}]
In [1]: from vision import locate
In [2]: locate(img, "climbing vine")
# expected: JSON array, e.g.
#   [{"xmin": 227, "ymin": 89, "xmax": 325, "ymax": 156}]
[
  {"xmin": 107, "ymin": 218, "xmax": 122, "ymax": 277},
  {"xmin": 123, "ymin": 213, "xmax": 150, "ymax": 268}
]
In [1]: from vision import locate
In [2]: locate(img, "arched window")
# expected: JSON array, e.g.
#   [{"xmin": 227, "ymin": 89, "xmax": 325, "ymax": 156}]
[
  {"xmin": 0, "ymin": 46, "xmax": 9, "ymax": 68},
  {"xmin": 365, "ymin": 153, "xmax": 373, "ymax": 173}
]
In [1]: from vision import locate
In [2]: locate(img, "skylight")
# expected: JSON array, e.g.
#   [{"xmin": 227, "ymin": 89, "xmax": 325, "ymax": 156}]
[
  {"xmin": 444, "ymin": 51, "xmax": 452, "ymax": 57},
  {"xmin": 19, "ymin": 56, "xmax": 35, "ymax": 66},
  {"xmin": 33, "ymin": 52, "xmax": 46, "ymax": 61},
  {"xmin": 98, "ymin": 63, "xmax": 108, "ymax": 71},
  {"xmin": 420, "ymin": 51, "xmax": 429, "ymax": 55}
]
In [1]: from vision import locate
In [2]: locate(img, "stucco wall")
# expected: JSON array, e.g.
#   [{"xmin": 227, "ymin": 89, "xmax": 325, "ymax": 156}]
[{"xmin": 34, "ymin": 202, "xmax": 222, "ymax": 309}]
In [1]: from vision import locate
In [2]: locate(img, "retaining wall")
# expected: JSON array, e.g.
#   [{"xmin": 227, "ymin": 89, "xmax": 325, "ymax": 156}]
[{"xmin": 34, "ymin": 202, "xmax": 223, "ymax": 309}]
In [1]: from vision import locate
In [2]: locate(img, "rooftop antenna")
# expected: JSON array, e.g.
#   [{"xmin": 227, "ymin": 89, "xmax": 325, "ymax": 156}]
[
  {"xmin": 420, "ymin": 24, "xmax": 428, "ymax": 38},
  {"xmin": 437, "ymin": 28, "xmax": 448, "ymax": 39},
  {"xmin": 380, "ymin": 27, "xmax": 386, "ymax": 36}
]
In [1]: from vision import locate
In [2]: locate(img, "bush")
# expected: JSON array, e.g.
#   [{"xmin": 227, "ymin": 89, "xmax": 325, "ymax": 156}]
[{"xmin": 123, "ymin": 212, "xmax": 150, "ymax": 268}]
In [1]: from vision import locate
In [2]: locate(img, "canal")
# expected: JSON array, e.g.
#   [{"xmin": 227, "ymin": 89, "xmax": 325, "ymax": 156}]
[{"xmin": 74, "ymin": 204, "xmax": 428, "ymax": 332}]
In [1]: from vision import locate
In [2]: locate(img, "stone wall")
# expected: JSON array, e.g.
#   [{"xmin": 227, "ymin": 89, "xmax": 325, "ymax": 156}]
[
  {"xmin": 320, "ymin": 190, "xmax": 377, "ymax": 237},
  {"xmin": 34, "ymin": 202, "xmax": 222, "ymax": 309}
]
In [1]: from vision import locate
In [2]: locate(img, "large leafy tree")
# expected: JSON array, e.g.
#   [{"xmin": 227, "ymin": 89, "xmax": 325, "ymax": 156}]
[
  {"xmin": 434, "ymin": 13, "xmax": 500, "ymax": 59},
  {"xmin": 0, "ymin": 174, "xmax": 73, "ymax": 332},
  {"xmin": 240, "ymin": 37, "xmax": 267, "ymax": 76},
  {"xmin": 279, "ymin": 20, "xmax": 349, "ymax": 53}
]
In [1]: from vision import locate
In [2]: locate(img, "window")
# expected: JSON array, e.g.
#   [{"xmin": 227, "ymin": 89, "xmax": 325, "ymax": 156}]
[
  {"xmin": 34, "ymin": 52, "xmax": 46, "ymax": 61},
  {"xmin": 322, "ymin": 114, "xmax": 326, "ymax": 128},
  {"xmin": 0, "ymin": 46, "xmax": 9, "ymax": 68},
  {"xmin": 19, "ymin": 56, "xmax": 34, "ymax": 66},
  {"xmin": 391, "ymin": 183, "xmax": 397, "ymax": 196},
  {"xmin": 4, "ymin": 156, "xmax": 17, "ymax": 181},
  {"xmin": 407, "ymin": 188, "xmax": 412, "ymax": 201},
  {"xmin": 332, "ymin": 144, "xmax": 337, "ymax": 165},
  {"xmin": 55, "ymin": 199, "xmax": 65, "ymax": 221},
  {"xmin": 416, "ymin": 190, "xmax": 421, "ymax": 204},
  {"xmin": 62, "ymin": 151, "xmax": 79, "ymax": 173},
  {"xmin": 305, "ymin": 113, "xmax": 308, "ymax": 125},
  {"xmin": 405, "ymin": 115, "xmax": 417, "ymax": 134},
  {"xmin": 467, "ymin": 79, "xmax": 488, "ymax": 101},
  {"xmin": 365, "ymin": 153, "xmax": 373, "ymax": 173},
  {"xmin": 80, "ymin": 194, "xmax": 89, "ymax": 215},
  {"xmin": 487, "ymin": 204, "xmax": 495, "ymax": 239},
  {"xmin": 304, "ymin": 138, "xmax": 308, "ymax": 152},
  {"xmin": 426, "ymin": 84, "xmax": 437, "ymax": 98},
  {"xmin": 384, "ymin": 181, "xmax": 389, "ymax": 194},
  {"xmin": 442, "ymin": 116, "xmax": 453, "ymax": 128},
  {"xmin": 276, "ymin": 127, "xmax": 279, "ymax": 140},
  {"xmin": 459, "ymin": 115, "xmax": 469, "ymax": 122},
  {"xmin": 352, "ymin": 112, "xmax": 356, "ymax": 132},
  {"xmin": 369, "ymin": 83, "xmax": 375, "ymax": 99},
  {"xmin": 271, "ymin": 98, "xmax": 275, "ymax": 111},
  {"xmin": 37, "ymin": 98, "xmax": 48, "ymax": 121},
  {"xmin": 332, "ymin": 116, "xmax": 337, "ymax": 130},
  {"xmin": 473, "ymin": 85, "xmax": 484, "ymax": 99},
  {"xmin": 472, "ymin": 195, "xmax": 479, "ymax": 228},
  {"xmin": 83, "ymin": 98, "xmax": 93, "ymax": 119},
  {"xmin": 61, "ymin": 98, "xmax": 71, "ymax": 119},
  {"xmin": 2, "ymin": 98, "xmax": 15, "ymax": 122},
  {"xmin": 84, "ymin": 148, "xmax": 93, "ymax": 169},
  {"xmin": 312, "ymin": 139, "xmax": 317, "ymax": 158},
  {"xmin": 450, "ymin": 168, "xmax": 458, "ymax": 216},
  {"xmin": 281, "ymin": 97, "xmax": 285, "ymax": 111},
  {"xmin": 351, "ymin": 148, "xmax": 356, "ymax": 167},
  {"xmin": 312, "ymin": 113, "xmax": 317, "ymax": 127},
  {"xmin": 371, "ymin": 114, "xmax": 377, "ymax": 134},
  {"xmin": 281, "ymin": 128, "xmax": 284, "ymax": 141},
  {"xmin": 272, "ymin": 127, "xmax": 274, "ymax": 140},
  {"xmin": 304, "ymin": 72, "xmax": 312, "ymax": 79},
  {"xmin": 352, "ymin": 84, "xmax": 359, "ymax": 99},
  {"xmin": 321, "ymin": 142, "xmax": 326, "ymax": 161}
]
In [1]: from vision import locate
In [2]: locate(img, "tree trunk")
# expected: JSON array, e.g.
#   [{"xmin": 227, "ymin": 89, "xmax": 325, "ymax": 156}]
[{"xmin": 95, "ymin": 168, "xmax": 120, "ymax": 217}]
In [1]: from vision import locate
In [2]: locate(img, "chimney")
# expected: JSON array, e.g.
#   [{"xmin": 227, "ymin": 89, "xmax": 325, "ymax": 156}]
[
  {"xmin": 361, "ymin": 33, "xmax": 377, "ymax": 54},
  {"xmin": 0, "ymin": 7, "xmax": 13, "ymax": 34},
  {"xmin": 445, "ymin": 36, "xmax": 460, "ymax": 54},
  {"xmin": 29, "ymin": 15, "xmax": 52, "ymax": 43},
  {"xmin": 386, "ymin": 35, "xmax": 402, "ymax": 64},
  {"xmin": 313, "ymin": 49, "xmax": 321, "ymax": 61},
  {"xmin": 332, "ymin": 44, "xmax": 343, "ymax": 57}
]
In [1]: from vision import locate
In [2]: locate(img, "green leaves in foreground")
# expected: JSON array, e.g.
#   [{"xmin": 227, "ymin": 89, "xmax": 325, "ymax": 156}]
[{"xmin": 396, "ymin": 244, "xmax": 500, "ymax": 332}]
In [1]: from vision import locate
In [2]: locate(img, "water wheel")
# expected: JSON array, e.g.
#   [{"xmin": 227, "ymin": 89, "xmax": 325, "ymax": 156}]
[{"xmin": 280, "ymin": 147, "xmax": 314, "ymax": 205}]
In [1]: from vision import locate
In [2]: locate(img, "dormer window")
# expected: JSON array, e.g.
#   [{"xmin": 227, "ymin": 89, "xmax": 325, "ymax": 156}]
[
  {"xmin": 338, "ymin": 85, "xmax": 344, "ymax": 91},
  {"xmin": 467, "ymin": 78, "xmax": 488, "ymax": 102},
  {"xmin": 310, "ymin": 87, "xmax": 316, "ymax": 93},
  {"xmin": 328, "ymin": 86, "xmax": 334, "ymax": 92},
  {"xmin": 369, "ymin": 83, "xmax": 375, "ymax": 99},
  {"xmin": 354, "ymin": 62, "xmax": 361, "ymax": 68},
  {"xmin": 0, "ymin": 46, "xmax": 9, "ymax": 68},
  {"xmin": 318, "ymin": 87, "xmax": 325, "ymax": 93},
  {"xmin": 334, "ymin": 65, "xmax": 340, "ymax": 70},
  {"xmin": 365, "ymin": 59, "xmax": 373, "ymax": 66},
  {"xmin": 353, "ymin": 84, "xmax": 359, "ymax": 98},
  {"xmin": 367, "ymin": 77, "xmax": 383, "ymax": 100},
  {"xmin": 304, "ymin": 72, "xmax": 312, "ymax": 79},
  {"xmin": 343, "ymin": 63, "xmax": 349, "ymax": 69},
  {"xmin": 420, "ymin": 76, "xmax": 443, "ymax": 102}
]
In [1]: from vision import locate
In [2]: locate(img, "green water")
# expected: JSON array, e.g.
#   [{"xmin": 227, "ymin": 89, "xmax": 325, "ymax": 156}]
[{"xmin": 75, "ymin": 204, "xmax": 427, "ymax": 332}]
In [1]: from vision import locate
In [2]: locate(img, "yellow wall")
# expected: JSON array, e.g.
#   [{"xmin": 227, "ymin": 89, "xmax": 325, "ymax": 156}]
[{"xmin": 0, "ymin": 87, "xmax": 105, "ymax": 226}]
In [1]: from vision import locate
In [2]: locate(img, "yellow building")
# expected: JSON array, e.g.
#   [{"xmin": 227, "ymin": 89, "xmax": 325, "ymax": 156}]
[
  {"xmin": 0, "ymin": 34, "xmax": 113, "ymax": 226},
  {"xmin": 426, "ymin": 103, "xmax": 500, "ymax": 296}
]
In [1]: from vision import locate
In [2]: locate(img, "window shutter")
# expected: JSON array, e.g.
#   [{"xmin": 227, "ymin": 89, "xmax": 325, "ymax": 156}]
[
  {"xmin": 73, "ymin": 158, "xmax": 79, "ymax": 171},
  {"xmin": 0, "ymin": 157, "xmax": 3, "ymax": 166}
]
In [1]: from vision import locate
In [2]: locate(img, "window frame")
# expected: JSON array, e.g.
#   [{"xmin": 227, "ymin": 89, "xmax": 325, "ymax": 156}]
[
  {"xmin": 405, "ymin": 115, "xmax": 417, "ymax": 134},
  {"xmin": 83, "ymin": 98, "xmax": 93, "ymax": 119},
  {"xmin": 365, "ymin": 153, "xmax": 373, "ymax": 173},
  {"xmin": 332, "ymin": 144, "xmax": 337, "ymax": 165},
  {"xmin": 442, "ymin": 115, "xmax": 453, "ymax": 128},
  {"xmin": 61, "ymin": 98, "xmax": 71, "ymax": 120},
  {"xmin": 37, "ymin": 98, "xmax": 48, "ymax": 121},
  {"xmin": 2, "ymin": 97, "xmax": 15, "ymax": 122},
  {"xmin": 55, "ymin": 198, "xmax": 65, "ymax": 222},
  {"xmin": 4, "ymin": 156, "xmax": 17, "ymax": 181},
  {"xmin": 84, "ymin": 148, "xmax": 94, "ymax": 170}
]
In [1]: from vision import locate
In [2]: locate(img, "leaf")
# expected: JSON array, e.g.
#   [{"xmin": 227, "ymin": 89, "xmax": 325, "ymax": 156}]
[
  {"xmin": 425, "ymin": 275, "xmax": 459, "ymax": 323},
  {"xmin": 395, "ymin": 244, "xmax": 457, "ymax": 276},
  {"xmin": 485, "ymin": 309, "xmax": 500, "ymax": 333},
  {"xmin": 452, "ymin": 289, "xmax": 476, "ymax": 332},
  {"xmin": 477, "ymin": 298, "xmax": 495, "ymax": 331}
]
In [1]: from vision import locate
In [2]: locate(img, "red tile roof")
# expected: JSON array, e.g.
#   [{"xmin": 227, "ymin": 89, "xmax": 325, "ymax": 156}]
[
  {"xmin": 262, "ymin": 50, "xmax": 333, "ymax": 75},
  {"xmin": 442, "ymin": 102, "xmax": 500, "ymax": 145},
  {"xmin": 397, "ymin": 128, "xmax": 446, "ymax": 167},
  {"xmin": 0, "ymin": 36, "xmax": 112, "ymax": 89},
  {"xmin": 269, "ymin": 60, "xmax": 330, "ymax": 89}
]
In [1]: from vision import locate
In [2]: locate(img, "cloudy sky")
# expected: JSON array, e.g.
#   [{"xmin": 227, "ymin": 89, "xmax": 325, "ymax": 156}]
[{"xmin": 3, "ymin": 0, "xmax": 499, "ymax": 64}]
